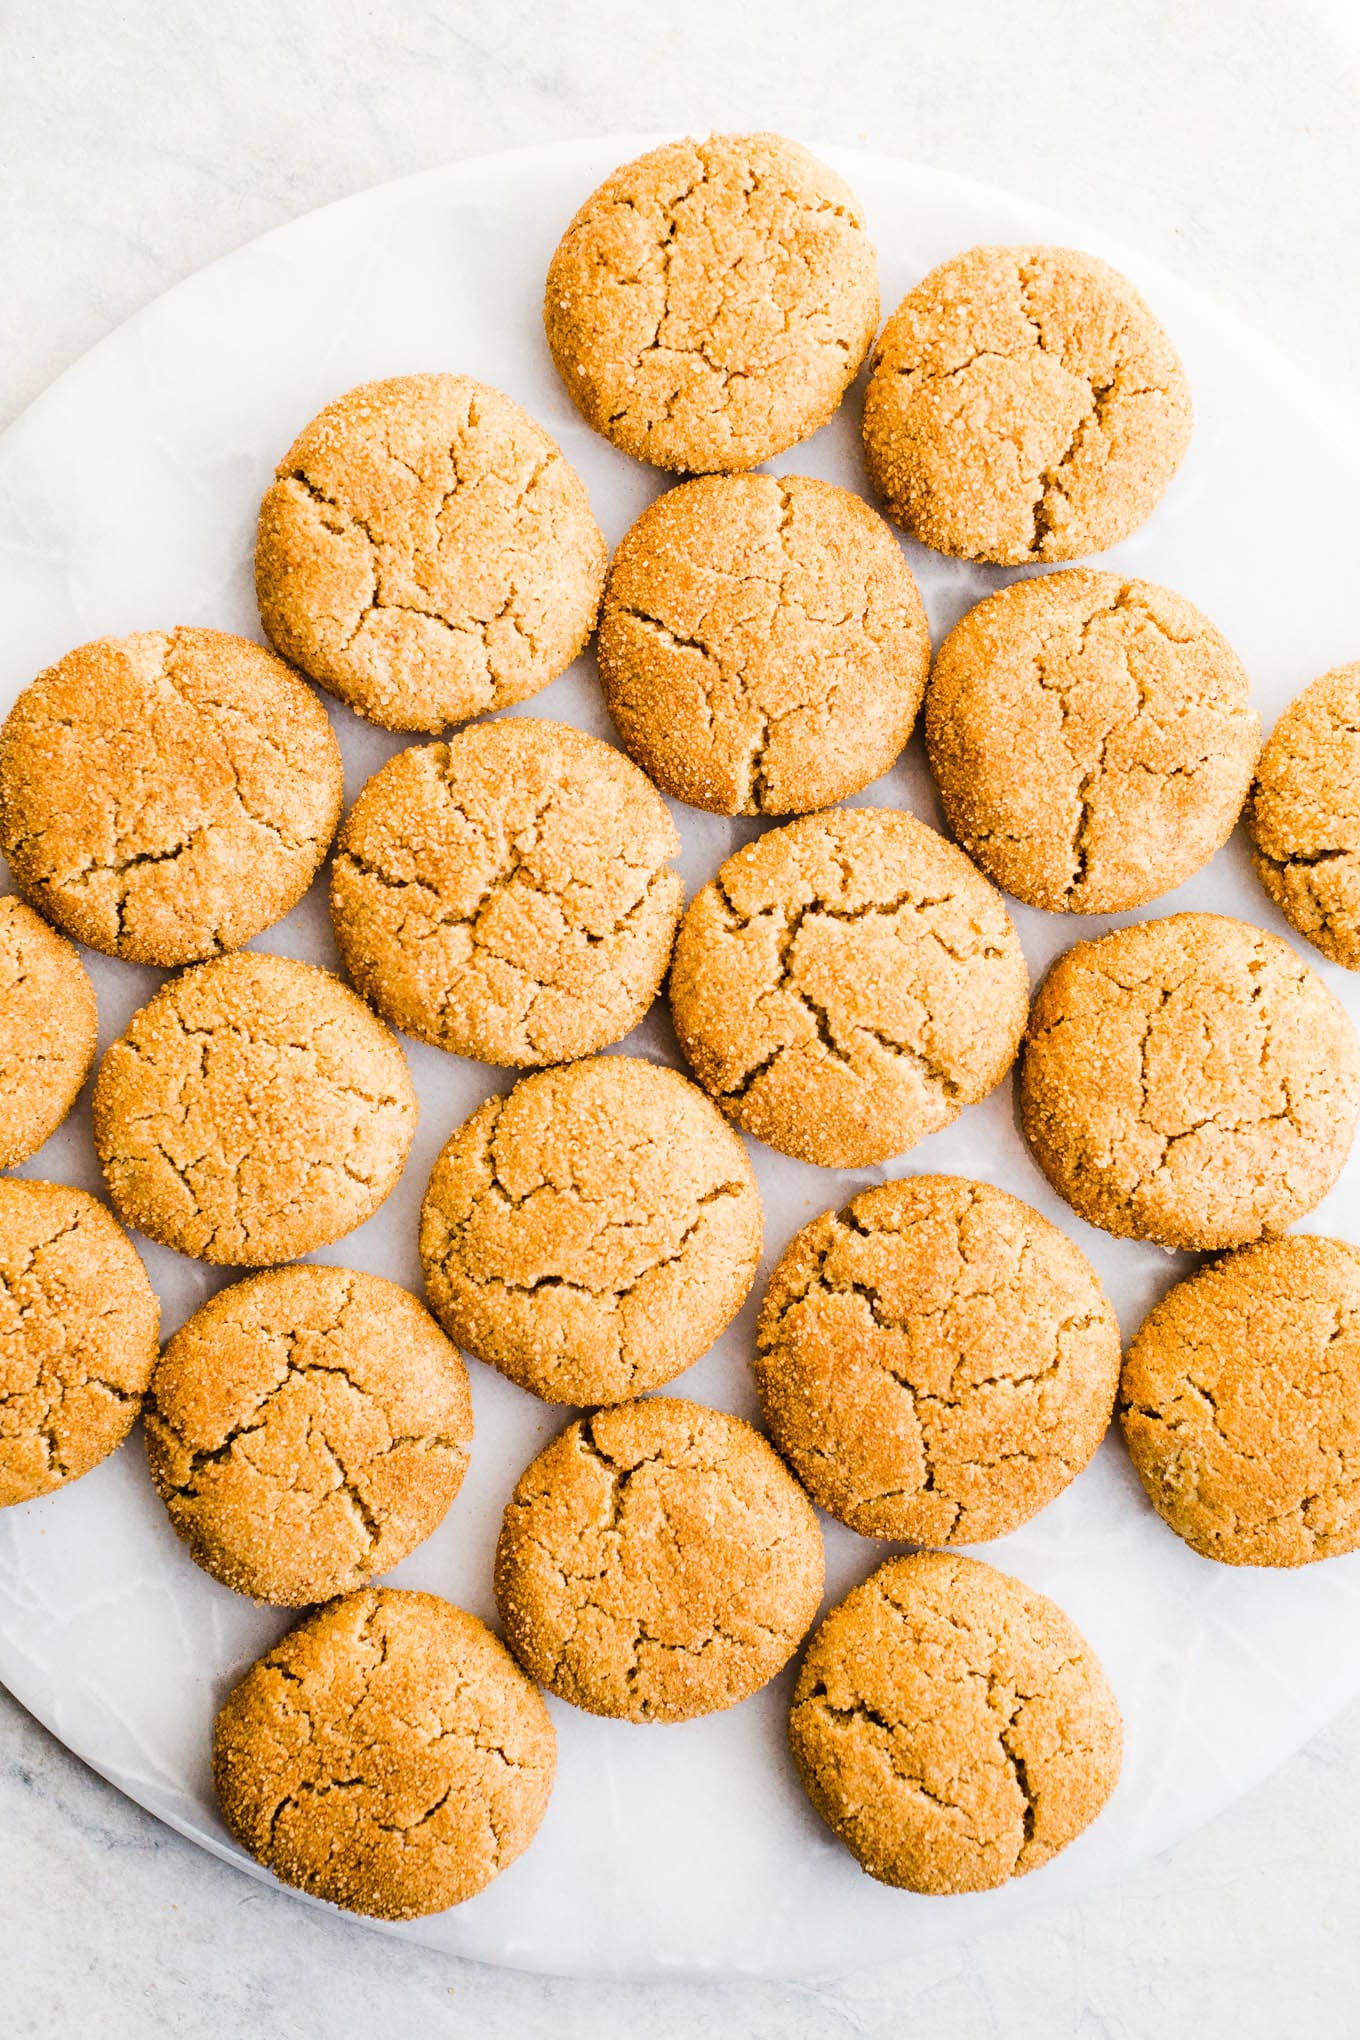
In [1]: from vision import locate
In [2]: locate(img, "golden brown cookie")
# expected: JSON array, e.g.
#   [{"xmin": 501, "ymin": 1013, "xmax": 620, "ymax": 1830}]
[
  {"xmin": 668, "ymin": 807, "xmax": 1028, "ymax": 1168},
  {"xmin": 1247, "ymin": 662, "xmax": 1360, "ymax": 968},
  {"xmin": 1122, "ymin": 1236, "xmax": 1360, "ymax": 1566},
  {"xmin": 1020, "ymin": 913, "xmax": 1360, "ymax": 1251},
  {"xmin": 213, "ymin": 1588, "xmax": 555, "ymax": 1919},
  {"xmin": 256, "ymin": 373, "xmax": 606, "ymax": 733},
  {"xmin": 0, "ymin": 1179, "xmax": 159, "ymax": 1508},
  {"xmin": 544, "ymin": 133, "xmax": 879, "ymax": 474},
  {"xmin": 93, "ymin": 952, "xmax": 417, "ymax": 1265},
  {"xmin": 862, "ymin": 244, "xmax": 1191, "ymax": 564},
  {"xmin": 756, "ymin": 1176, "xmax": 1119, "ymax": 1542},
  {"xmin": 0, "ymin": 629, "xmax": 342, "ymax": 966},
  {"xmin": 330, "ymin": 719, "xmax": 683, "ymax": 1067},
  {"xmin": 926, "ymin": 572, "xmax": 1259, "ymax": 913},
  {"xmin": 789, "ymin": 1551, "xmax": 1122, "ymax": 1894},
  {"xmin": 494, "ymin": 1397, "xmax": 823, "ymax": 1722},
  {"xmin": 420, "ymin": 1057, "xmax": 761, "ymax": 1406},
  {"xmin": 0, "ymin": 898, "xmax": 97, "ymax": 1168},
  {"xmin": 146, "ymin": 1266, "xmax": 472, "ymax": 1604},
  {"xmin": 597, "ymin": 474, "xmax": 931, "ymax": 816}
]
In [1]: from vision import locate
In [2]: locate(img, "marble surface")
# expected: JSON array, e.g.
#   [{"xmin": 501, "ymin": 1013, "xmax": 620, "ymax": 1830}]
[{"xmin": 4, "ymin": 0, "xmax": 1360, "ymax": 2031}]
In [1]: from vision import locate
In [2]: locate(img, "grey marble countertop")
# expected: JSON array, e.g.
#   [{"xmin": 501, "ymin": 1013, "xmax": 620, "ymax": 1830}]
[{"xmin": 4, "ymin": 2, "xmax": 1360, "ymax": 2032}]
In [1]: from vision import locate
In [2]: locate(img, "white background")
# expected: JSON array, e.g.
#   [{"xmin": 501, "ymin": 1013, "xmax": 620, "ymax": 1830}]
[{"xmin": 3, "ymin": 1, "xmax": 1360, "ymax": 2033}]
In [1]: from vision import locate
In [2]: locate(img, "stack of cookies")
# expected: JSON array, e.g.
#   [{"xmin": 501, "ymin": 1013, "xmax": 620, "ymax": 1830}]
[{"xmin": 3, "ymin": 129, "xmax": 1358, "ymax": 1924}]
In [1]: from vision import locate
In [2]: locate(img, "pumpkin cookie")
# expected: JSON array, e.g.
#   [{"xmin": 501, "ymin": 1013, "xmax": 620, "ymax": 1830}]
[
  {"xmin": 213, "ymin": 1588, "xmax": 555, "ymax": 1919},
  {"xmin": 756, "ymin": 1176, "xmax": 1119, "ymax": 1542},
  {"xmin": 789, "ymin": 1552, "xmax": 1122, "ymax": 1894},
  {"xmin": 668, "ymin": 807, "xmax": 1028, "ymax": 1168},
  {"xmin": 494, "ymin": 1397, "xmax": 823, "ymax": 1722},
  {"xmin": 0, "ymin": 1179, "xmax": 158, "ymax": 1508},
  {"xmin": 862, "ymin": 244, "xmax": 1191, "ymax": 564},
  {"xmin": 330, "ymin": 719, "xmax": 682, "ymax": 1067},
  {"xmin": 420, "ymin": 1057, "xmax": 761, "ymax": 1405},
  {"xmin": 926, "ymin": 572, "xmax": 1258, "ymax": 913},
  {"xmin": 545, "ymin": 133, "xmax": 879, "ymax": 473},
  {"xmin": 597, "ymin": 474, "xmax": 931, "ymax": 815},
  {"xmin": 146, "ymin": 1266, "xmax": 472, "ymax": 1605},
  {"xmin": 0, "ymin": 898, "xmax": 97, "ymax": 1168},
  {"xmin": 1247, "ymin": 662, "xmax": 1360, "ymax": 968},
  {"xmin": 256, "ymin": 374, "xmax": 605, "ymax": 733},
  {"xmin": 93, "ymin": 952, "xmax": 417, "ymax": 1265},
  {"xmin": 1020, "ymin": 913, "xmax": 1360, "ymax": 1251}
]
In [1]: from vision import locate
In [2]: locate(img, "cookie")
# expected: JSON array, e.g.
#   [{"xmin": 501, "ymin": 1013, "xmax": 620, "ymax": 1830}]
[
  {"xmin": 0, "ymin": 1179, "xmax": 159, "ymax": 1508},
  {"xmin": 494, "ymin": 1397, "xmax": 823, "ymax": 1722},
  {"xmin": 256, "ymin": 373, "xmax": 606, "ymax": 734},
  {"xmin": 597, "ymin": 474, "xmax": 931, "ymax": 815},
  {"xmin": 544, "ymin": 133, "xmax": 879, "ymax": 474},
  {"xmin": 862, "ymin": 244, "xmax": 1191, "ymax": 564},
  {"xmin": 1122, "ymin": 1236, "xmax": 1360, "ymax": 1566},
  {"xmin": 1020, "ymin": 913, "xmax": 1360, "ymax": 1251},
  {"xmin": 1247, "ymin": 662, "xmax": 1360, "ymax": 968},
  {"xmin": 789, "ymin": 1551, "xmax": 1122, "ymax": 1894},
  {"xmin": 0, "ymin": 629, "xmax": 342, "ymax": 966},
  {"xmin": 0, "ymin": 898, "xmax": 97, "ymax": 1168},
  {"xmin": 213, "ymin": 1588, "xmax": 555, "ymax": 1919},
  {"xmin": 420, "ymin": 1056, "xmax": 761, "ymax": 1406},
  {"xmin": 668, "ymin": 807, "xmax": 1028, "ymax": 1168},
  {"xmin": 146, "ymin": 1266, "xmax": 472, "ymax": 1605},
  {"xmin": 330, "ymin": 719, "xmax": 683, "ymax": 1067},
  {"xmin": 926, "ymin": 573, "xmax": 1259, "ymax": 914},
  {"xmin": 756, "ymin": 1176, "xmax": 1120, "ymax": 1542},
  {"xmin": 93, "ymin": 951, "xmax": 417, "ymax": 1265}
]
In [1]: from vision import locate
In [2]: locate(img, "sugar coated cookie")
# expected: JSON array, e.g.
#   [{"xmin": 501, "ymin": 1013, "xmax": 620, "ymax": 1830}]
[
  {"xmin": 1247, "ymin": 661, "xmax": 1360, "ymax": 968},
  {"xmin": 0, "ymin": 897, "xmax": 97, "ymax": 1168}
]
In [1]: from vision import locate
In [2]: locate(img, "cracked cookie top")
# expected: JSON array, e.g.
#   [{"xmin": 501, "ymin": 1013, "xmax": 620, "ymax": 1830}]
[
  {"xmin": 862, "ymin": 244, "xmax": 1191, "ymax": 564},
  {"xmin": 1121, "ymin": 1235, "xmax": 1360, "ymax": 1566},
  {"xmin": 0, "ymin": 898, "xmax": 97, "ymax": 1169},
  {"xmin": 494, "ymin": 1396, "xmax": 823, "ymax": 1723},
  {"xmin": 255, "ymin": 373, "xmax": 606, "ymax": 733},
  {"xmin": 1247, "ymin": 662, "xmax": 1360, "ymax": 969},
  {"xmin": 330, "ymin": 719, "xmax": 683, "ymax": 1067},
  {"xmin": 926, "ymin": 572, "xmax": 1259, "ymax": 914},
  {"xmin": 146, "ymin": 1266, "xmax": 472, "ymax": 1605},
  {"xmin": 420, "ymin": 1056, "xmax": 761, "ymax": 1406},
  {"xmin": 213, "ymin": 1587, "xmax": 556, "ymax": 1919},
  {"xmin": 0, "ymin": 1179, "xmax": 159, "ymax": 1508},
  {"xmin": 92, "ymin": 951, "xmax": 417, "ymax": 1266},
  {"xmin": 0, "ymin": 629, "xmax": 343, "ymax": 966},
  {"xmin": 544, "ymin": 133, "xmax": 879, "ymax": 474},
  {"xmin": 668, "ymin": 807, "xmax": 1029, "ymax": 1168},
  {"xmin": 788, "ymin": 1551, "xmax": 1122, "ymax": 1894},
  {"xmin": 1020, "ymin": 913, "xmax": 1360, "ymax": 1251},
  {"xmin": 597, "ymin": 473, "xmax": 931, "ymax": 816},
  {"xmin": 756, "ymin": 1176, "xmax": 1120, "ymax": 1544}
]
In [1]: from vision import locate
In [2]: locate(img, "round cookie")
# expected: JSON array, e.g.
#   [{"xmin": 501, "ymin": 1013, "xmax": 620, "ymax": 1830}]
[
  {"xmin": 668, "ymin": 807, "xmax": 1028, "ymax": 1168},
  {"xmin": 146, "ymin": 1266, "xmax": 473, "ymax": 1605},
  {"xmin": 926, "ymin": 572, "xmax": 1259, "ymax": 914},
  {"xmin": 756, "ymin": 1176, "xmax": 1120, "ymax": 1543},
  {"xmin": 93, "ymin": 951, "xmax": 417, "ymax": 1265},
  {"xmin": 544, "ymin": 132, "xmax": 879, "ymax": 474},
  {"xmin": 213, "ymin": 1588, "xmax": 555, "ymax": 1919},
  {"xmin": 1122, "ymin": 1236, "xmax": 1360, "ymax": 1566},
  {"xmin": 1020, "ymin": 913, "xmax": 1360, "ymax": 1252},
  {"xmin": 597, "ymin": 474, "xmax": 931, "ymax": 816},
  {"xmin": 256, "ymin": 373, "xmax": 606, "ymax": 734},
  {"xmin": 494, "ymin": 1397, "xmax": 823, "ymax": 1723},
  {"xmin": 862, "ymin": 244, "xmax": 1191, "ymax": 565},
  {"xmin": 0, "ymin": 898, "xmax": 97, "ymax": 1168},
  {"xmin": 420, "ymin": 1057, "xmax": 761, "ymax": 1406},
  {"xmin": 330, "ymin": 719, "xmax": 683, "ymax": 1067},
  {"xmin": 1247, "ymin": 661, "xmax": 1360, "ymax": 968},
  {"xmin": 788, "ymin": 1551, "xmax": 1122, "ymax": 1894},
  {"xmin": 0, "ymin": 629, "xmax": 343, "ymax": 966},
  {"xmin": 0, "ymin": 1179, "xmax": 159, "ymax": 1508}
]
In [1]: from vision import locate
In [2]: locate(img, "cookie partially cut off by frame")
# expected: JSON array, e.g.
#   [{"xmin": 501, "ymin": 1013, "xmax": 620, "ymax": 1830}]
[
  {"xmin": 1247, "ymin": 661, "xmax": 1360, "ymax": 969},
  {"xmin": 0, "ymin": 897, "xmax": 97, "ymax": 1169}
]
